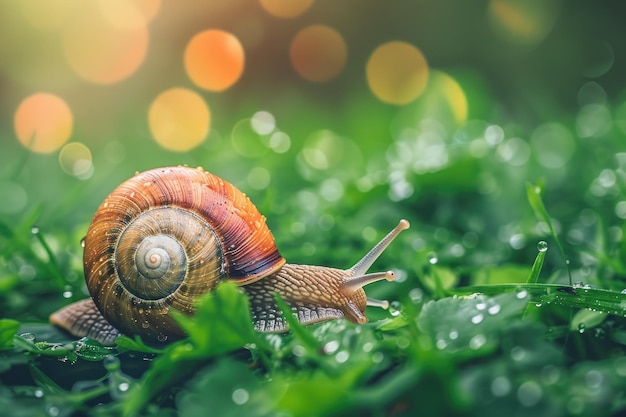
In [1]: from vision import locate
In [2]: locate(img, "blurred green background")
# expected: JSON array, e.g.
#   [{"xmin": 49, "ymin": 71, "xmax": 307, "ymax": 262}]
[{"xmin": 2, "ymin": 0, "xmax": 626, "ymax": 321}]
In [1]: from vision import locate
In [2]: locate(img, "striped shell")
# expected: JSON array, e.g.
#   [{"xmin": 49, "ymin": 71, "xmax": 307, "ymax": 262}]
[{"xmin": 83, "ymin": 166, "xmax": 285, "ymax": 343}]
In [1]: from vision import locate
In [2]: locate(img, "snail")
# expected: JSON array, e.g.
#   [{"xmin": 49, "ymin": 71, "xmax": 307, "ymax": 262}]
[{"xmin": 50, "ymin": 166, "xmax": 409, "ymax": 345}]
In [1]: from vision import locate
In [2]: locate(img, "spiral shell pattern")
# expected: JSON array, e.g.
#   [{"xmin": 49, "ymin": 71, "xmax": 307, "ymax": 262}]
[{"xmin": 83, "ymin": 166, "xmax": 285, "ymax": 343}]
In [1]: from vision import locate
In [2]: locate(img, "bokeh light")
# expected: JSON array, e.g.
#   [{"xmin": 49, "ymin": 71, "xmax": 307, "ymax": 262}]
[
  {"xmin": 62, "ymin": 1, "xmax": 149, "ymax": 84},
  {"xmin": 488, "ymin": 0, "xmax": 561, "ymax": 46},
  {"xmin": 58, "ymin": 142, "xmax": 93, "ymax": 179},
  {"xmin": 530, "ymin": 123, "xmax": 575, "ymax": 169},
  {"xmin": 184, "ymin": 29, "xmax": 245, "ymax": 92},
  {"xmin": 259, "ymin": 0, "xmax": 314, "ymax": 18},
  {"xmin": 19, "ymin": 0, "xmax": 73, "ymax": 30},
  {"xmin": 148, "ymin": 88, "xmax": 211, "ymax": 152},
  {"xmin": 290, "ymin": 25, "xmax": 347, "ymax": 83},
  {"xmin": 366, "ymin": 41, "xmax": 429, "ymax": 105},
  {"xmin": 14, "ymin": 93, "xmax": 73, "ymax": 154}
]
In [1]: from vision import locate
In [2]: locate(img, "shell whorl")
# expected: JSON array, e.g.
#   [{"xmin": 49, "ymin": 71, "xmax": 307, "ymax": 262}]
[{"xmin": 83, "ymin": 166, "xmax": 285, "ymax": 343}]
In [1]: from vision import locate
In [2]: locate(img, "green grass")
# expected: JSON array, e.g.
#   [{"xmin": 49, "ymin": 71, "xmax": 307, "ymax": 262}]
[{"xmin": 3, "ymin": 4, "xmax": 626, "ymax": 414}]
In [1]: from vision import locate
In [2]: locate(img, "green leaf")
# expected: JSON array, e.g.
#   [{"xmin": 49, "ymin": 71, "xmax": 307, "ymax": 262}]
[
  {"xmin": 122, "ymin": 281, "xmax": 259, "ymax": 416},
  {"xmin": 172, "ymin": 281, "xmax": 257, "ymax": 354},
  {"xmin": 0, "ymin": 319, "xmax": 20, "ymax": 349},
  {"xmin": 570, "ymin": 309, "xmax": 608, "ymax": 332},
  {"xmin": 418, "ymin": 293, "xmax": 529, "ymax": 355}
]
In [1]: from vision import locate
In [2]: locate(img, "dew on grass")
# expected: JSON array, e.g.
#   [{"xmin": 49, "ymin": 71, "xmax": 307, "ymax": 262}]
[
  {"xmin": 578, "ymin": 323, "xmax": 586, "ymax": 334},
  {"xmin": 323, "ymin": 340, "xmax": 339, "ymax": 354},
  {"xmin": 427, "ymin": 253, "xmax": 438, "ymax": 264},
  {"xmin": 516, "ymin": 289, "xmax": 529, "ymax": 299},
  {"xmin": 31, "ymin": 226, "xmax": 39, "ymax": 235},
  {"xmin": 389, "ymin": 301, "xmax": 402, "ymax": 316},
  {"xmin": 34, "ymin": 388, "xmax": 44, "ymax": 398},
  {"xmin": 471, "ymin": 313, "xmax": 484, "ymax": 324},
  {"xmin": 409, "ymin": 288, "xmax": 424, "ymax": 303},
  {"xmin": 488, "ymin": 303, "xmax": 501, "ymax": 315},
  {"xmin": 103, "ymin": 355, "xmax": 121, "ymax": 372},
  {"xmin": 537, "ymin": 240, "xmax": 548, "ymax": 252},
  {"xmin": 20, "ymin": 332, "xmax": 35, "ymax": 342},
  {"xmin": 469, "ymin": 334, "xmax": 486, "ymax": 350},
  {"xmin": 157, "ymin": 333, "xmax": 168, "ymax": 342},
  {"xmin": 335, "ymin": 350, "xmax": 350, "ymax": 363}
]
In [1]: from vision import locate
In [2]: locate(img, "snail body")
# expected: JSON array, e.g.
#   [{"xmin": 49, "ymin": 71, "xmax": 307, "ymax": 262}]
[{"xmin": 50, "ymin": 166, "xmax": 409, "ymax": 344}]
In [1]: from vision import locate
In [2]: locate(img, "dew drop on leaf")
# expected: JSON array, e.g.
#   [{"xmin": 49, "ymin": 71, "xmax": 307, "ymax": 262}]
[
  {"xmin": 31, "ymin": 226, "xmax": 39, "ymax": 235},
  {"xmin": 427, "ymin": 253, "xmax": 438, "ymax": 264},
  {"xmin": 578, "ymin": 323, "xmax": 586, "ymax": 334},
  {"xmin": 389, "ymin": 300, "xmax": 403, "ymax": 316},
  {"xmin": 103, "ymin": 355, "xmax": 121, "ymax": 372},
  {"xmin": 20, "ymin": 332, "xmax": 35, "ymax": 342},
  {"xmin": 516, "ymin": 289, "xmax": 529, "ymax": 299},
  {"xmin": 537, "ymin": 240, "xmax": 548, "ymax": 252},
  {"xmin": 471, "ymin": 313, "xmax": 484, "ymax": 324}
]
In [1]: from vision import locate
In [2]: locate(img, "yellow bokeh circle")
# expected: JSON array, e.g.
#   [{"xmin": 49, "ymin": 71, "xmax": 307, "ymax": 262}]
[
  {"xmin": 259, "ymin": 0, "xmax": 314, "ymax": 18},
  {"xmin": 290, "ymin": 25, "xmax": 347, "ymax": 82},
  {"xmin": 184, "ymin": 29, "xmax": 245, "ymax": 92},
  {"xmin": 366, "ymin": 41, "xmax": 429, "ymax": 105},
  {"xmin": 14, "ymin": 93, "xmax": 73, "ymax": 154},
  {"xmin": 62, "ymin": 1, "xmax": 149, "ymax": 84},
  {"xmin": 148, "ymin": 88, "xmax": 211, "ymax": 152}
]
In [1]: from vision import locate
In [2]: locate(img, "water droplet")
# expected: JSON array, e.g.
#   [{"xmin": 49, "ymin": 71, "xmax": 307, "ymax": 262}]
[
  {"xmin": 232, "ymin": 388, "xmax": 249, "ymax": 405},
  {"xmin": 476, "ymin": 301, "xmax": 487, "ymax": 311},
  {"xmin": 292, "ymin": 345, "xmax": 306, "ymax": 357},
  {"xmin": 31, "ymin": 226, "xmax": 39, "ymax": 235},
  {"xmin": 118, "ymin": 382, "xmax": 130, "ymax": 392},
  {"xmin": 488, "ymin": 304, "xmax": 501, "ymax": 315},
  {"xmin": 427, "ymin": 253, "xmax": 438, "ymax": 264},
  {"xmin": 335, "ymin": 350, "xmax": 350, "ymax": 363},
  {"xmin": 537, "ymin": 241, "xmax": 548, "ymax": 252},
  {"xmin": 141, "ymin": 321, "xmax": 150, "ymax": 329},
  {"xmin": 362, "ymin": 342, "xmax": 373, "ymax": 353},
  {"xmin": 323, "ymin": 340, "xmax": 339, "ymax": 354},
  {"xmin": 62, "ymin": 285, "xmax": 73, "ymax": 299},
  {"xmin": 103, "ymin": 355, "xmax": 120, "ymax": 372},
  {"xmin": 471, "ymin": 313, "xmax": 484, "ymax": 324},
  {"xmin": 46, "ymin": 405, "xmax": 60, "ymax": 417},
  {"xmin": 157, "ymin": 333, "xmax": 168, "ymax": 342},
  {"xmin": 578, "ymin": 323, "xmax": 586, "ymax": 334},
  {"xmin": 34, "ymin": 388, "xmax": 44, "ymax": 398},
  {"xmin": 469, "ymin": 334, "xmax": 487, "ymax": 350},
  {"xmin": 516, "ymin": 289, "xmax": 529, "ymax": 299},
  {"xmin": 389, "ymin": 301, "xmax": 402, "ymax": 316},
  {"xmin": 436, "ymin": 338, "xmax": 448, "ymax": 350},
  {"xmin": 408, "ymin": 288, "xmax": 423, "ymax": 303},
  {"xmin": 20, "ymin": 332, "xmax": 35, "ymax": 342},
  {"xmin": 449, "ymin": 330, "xmax": 458, "ymax": 340},
  {"xmin": 80, "ymin": 237, "xmax": 86, "ymax": 248}
]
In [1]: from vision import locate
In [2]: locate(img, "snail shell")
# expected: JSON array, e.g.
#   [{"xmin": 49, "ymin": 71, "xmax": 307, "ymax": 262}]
[
  {"xmin": 83, "ymin": 166, "xmax": 284, "ymax": 343},
  {"xmin": 51, "ymin": 166, "xmax": 409, "ymax": 344}
]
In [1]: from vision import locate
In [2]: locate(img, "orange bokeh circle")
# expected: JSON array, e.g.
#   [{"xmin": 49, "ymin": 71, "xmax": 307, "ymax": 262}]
[
  {"xmin": 184, "ymin": 29, "xmax": 245, "ymax": 92},
  {"xmin": 14, "ymin": 93, "xmax": 73, "ymax": 154}
]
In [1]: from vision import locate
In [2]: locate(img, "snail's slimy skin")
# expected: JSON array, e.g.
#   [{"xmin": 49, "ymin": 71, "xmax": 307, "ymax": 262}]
[{"xmin": 50, "ymin": 166, "xmax": 409, "ymax": 345}]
